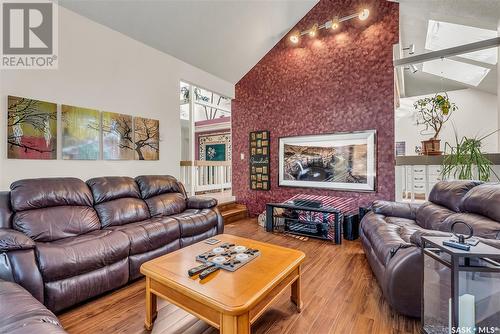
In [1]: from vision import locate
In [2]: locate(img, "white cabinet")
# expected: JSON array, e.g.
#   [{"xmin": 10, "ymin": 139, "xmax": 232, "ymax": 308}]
[
  {"xmin": 397, "ymin": 164, "xmax": 444, "ymax": 202},
  {"xmin": 396, "ymin": 155, "xmax": 500, "ymax": 203}
]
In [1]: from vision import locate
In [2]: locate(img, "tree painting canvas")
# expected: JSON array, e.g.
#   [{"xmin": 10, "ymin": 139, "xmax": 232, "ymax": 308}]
[
  {"xmin": 62, "ymin": 105, "xmax": 100, "ymax": 160},
  {"xmin": 134, "ymin": 117, "xmax": 159, "ymax": 160},
  {"xmin": 7, "ymin": 96, "xmax": 57, "ymax": 159},
  {"xmin": 102, "ymin": 112, "xmax": 134, "ymax": 160}
]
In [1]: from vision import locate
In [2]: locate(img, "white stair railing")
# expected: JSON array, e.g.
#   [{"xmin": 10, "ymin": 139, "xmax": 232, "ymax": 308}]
[{"xmin": 180, "ymin": 160, "xmax": 231, "ymax": 195}]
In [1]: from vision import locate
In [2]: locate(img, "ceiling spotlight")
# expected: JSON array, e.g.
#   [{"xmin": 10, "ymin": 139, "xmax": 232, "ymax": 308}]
[
  {"xmin": 403, "ymin": 44, "xmax": 415, "ymax": 55},
  {"xmin": 290, "ymin": 34, "xmax": 299, "ymax": 44},
  {"xmin": 359, "ymin": 8, "xmax": 370, "ymax": 21},
  {"xmin": 331, "ymin": 17, "xmax": 340, "ymax": 30},
  {"xmin": 309, "ymin": 24, "xmax": 318, "ymax": 37},
  {"xmin": 405, "ymin": 64, "xmax": 418, "ymax": 73}
]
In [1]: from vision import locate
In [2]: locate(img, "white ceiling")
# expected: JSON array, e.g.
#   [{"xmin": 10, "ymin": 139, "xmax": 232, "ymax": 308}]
[
  {"xmin": 59, "ymin": 0, "xmax": 318, "ymax": 84},
  {"xmin": 398, "ymin": 0, "xmax": 499, "ymax": 97}
]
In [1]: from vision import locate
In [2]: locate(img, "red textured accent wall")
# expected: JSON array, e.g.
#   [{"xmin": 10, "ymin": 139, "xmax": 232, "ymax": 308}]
[{"xmin": 232, "ymin": 0, "xmax": 399, "ymax": 216}]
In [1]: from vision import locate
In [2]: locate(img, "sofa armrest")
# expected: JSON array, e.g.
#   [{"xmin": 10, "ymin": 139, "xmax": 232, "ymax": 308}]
[
  {"xmin": 0, "ymin": 230, "xmax": 43, "ymax": 303},
  {"xmin": 0, "ymin": 249, "xmax": 45, "ymax": 303},
  {"xmin": 0, "ymin": 229, "xmax": 35, "ymax": 252},
  {"xmin": 371, "ymin": 200, "xmax": 420, "ymax": 220},
  {"xmin": 384, "ymin": 247, "xmax": 422, "ymax": 317},
  {"xmin": 187, "ymin": 196, "xmax": 218, "ymax": 209}
]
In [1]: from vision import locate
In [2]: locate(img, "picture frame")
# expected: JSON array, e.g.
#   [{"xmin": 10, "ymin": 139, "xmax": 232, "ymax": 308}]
[
  {"xmin": 278, "ymin": 130, "xmax": 376, "ymax": 191},
  {"xmin": 249, "ymin": 130, "xmax": 270, "ymax": 190}
]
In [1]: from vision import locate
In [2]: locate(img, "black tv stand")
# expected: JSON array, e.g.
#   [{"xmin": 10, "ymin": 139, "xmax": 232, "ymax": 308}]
[{"xmin": 266, "ymin": 201, "xmax": 343, "ymax": 244}]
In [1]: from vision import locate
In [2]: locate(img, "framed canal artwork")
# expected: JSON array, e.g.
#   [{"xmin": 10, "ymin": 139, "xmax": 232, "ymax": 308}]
[
  {"xmin": 249, "ymin": 130, "xmax": 270, "ymax": 190},
  {"xmin": 278, "ymin": 130, "xmax": 376, "ymax": 191}
]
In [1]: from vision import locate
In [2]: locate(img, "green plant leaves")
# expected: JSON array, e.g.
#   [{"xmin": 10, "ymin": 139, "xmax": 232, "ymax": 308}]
[
  {"xmin": 414, "ymin": 92, "xmax": 457, "ymax": 139},
  {"xmin": 441, "ymin": 131, "xmax": 499, "ymax": 182}
]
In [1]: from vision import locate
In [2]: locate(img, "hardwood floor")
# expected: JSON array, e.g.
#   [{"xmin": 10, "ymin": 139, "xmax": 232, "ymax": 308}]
[{"xmin": 59, "ymin": 219, "xmax": 420, "ymax": 334}]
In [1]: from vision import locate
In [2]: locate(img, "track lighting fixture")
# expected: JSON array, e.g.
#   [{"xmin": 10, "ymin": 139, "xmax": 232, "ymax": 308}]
[{"xmin": 288, "ymin": 8, "xmax": 370, "ymax": 45}]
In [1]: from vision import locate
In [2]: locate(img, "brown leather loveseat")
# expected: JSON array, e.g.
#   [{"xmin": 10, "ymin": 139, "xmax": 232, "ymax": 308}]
[
  {"xmin": 0, "ymin": 175, "xmax": 222, "ymax": 312},
  {"xmin": 360, "ymin": 180, "xmax": 500, "ymax": 318}
]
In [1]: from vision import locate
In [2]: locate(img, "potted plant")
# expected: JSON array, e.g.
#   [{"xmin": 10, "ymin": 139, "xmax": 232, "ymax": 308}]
[
  {"xmin": 441, "ymin": 130, "xmax": 499, "ymax": 182},
  {"xmin": 414, "ymin": 93, "xmax": 457, "ymax": 155}
]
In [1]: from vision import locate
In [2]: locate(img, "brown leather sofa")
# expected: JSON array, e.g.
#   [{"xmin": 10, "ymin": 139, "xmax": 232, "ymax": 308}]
[
  {"xmin": 360, "ymin": 180, "xmax": 500, "ymax": 318},
  {"xmin": 0, "ymin": 279, "xmax": 67, "ymax": 333},
  {"xmin": 0, "ymin": 175, "xmax": 222, "ymax": 313}
]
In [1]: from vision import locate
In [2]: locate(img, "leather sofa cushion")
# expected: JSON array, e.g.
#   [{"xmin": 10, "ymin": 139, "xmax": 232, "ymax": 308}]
[
  {"xmin": 428, "ymin": 180, "xmax": 481, "ymax": 212},
  {"xmin": 410, "ymin": 229, "xmax": 452, "ymax": 247},
  {"xmin": 180, "ymin": 226, "xmax": 218, "ymax": 248},
  {"xmin": 87, "ymin": 176, "xmax": 141, "ymax": 204},
  {"xmin": 35, "ymin": 229, "xmax": 129, "ymax": 282},
  {"xmin": 10, "ymin": 178, "xmax": 93, "ymax": 211},
  {"xmin": 384, "ymin": 217, "xmax": 425, "ymax": 243},
  {"xmin": 415, "ymin": 202, "xmax": 454, "ymax": 230},
  {"xmin": 107, "ymin": 217, "xmax": 180, "ymax": 255},
  {"xmin": 8, "ymin": 322, "xmax": 68, "ymax": 334},
  {"xmin": 372, "ymin": 200, "xmax": 419, "ymax": 220},
  {"xmin": 439, "ymin": 213, "xmax": 500, "ymax": 240},
  {"xmin": 460, "ymin": 183, "xmax": 500, "ymax": 222},
  {"xmin": 135, "ymin": 175, "xmax": 185, "ymax": 199},
  {"xmin": 44, "ymin": 258, "xmax": 129, "ymax": 313},
  {"xmin": 360, "ymin": 213, "xmax": 412, "ymax": 266},
  {"xmin": 146, "ymin": 193, "xmax": 187, "ymax": 217},
  {"xmin": 0, "ymin": 191, "xmax": 12, "ymax": 228},
  {"xmin": 128, "ymin": 240, "xmax": 180, "ymax": 280},
  {"xmin": 171, "ymin": 209, "xmax": 219, "ymax": 238},
  {"xmin": 0, "ymin": 280, "xmax": 63, "ymax": 333},
  {"xmin": 95, "ymin": 198, "xmax": 150, "ymax": 227},
  {"xmin": 13, "ymin": 206, "xmax": 100, "ymax": 242}
]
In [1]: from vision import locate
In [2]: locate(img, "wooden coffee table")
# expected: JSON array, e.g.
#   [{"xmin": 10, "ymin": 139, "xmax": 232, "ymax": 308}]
[{"xmin": 140, "ymin": 234, "xmax": 305, "ymax": 333}]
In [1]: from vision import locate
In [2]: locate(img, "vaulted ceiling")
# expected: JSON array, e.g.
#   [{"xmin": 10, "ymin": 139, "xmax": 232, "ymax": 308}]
[{"xmin": 59, "ymin": 0, "xmax": 318, "ymax": 84}]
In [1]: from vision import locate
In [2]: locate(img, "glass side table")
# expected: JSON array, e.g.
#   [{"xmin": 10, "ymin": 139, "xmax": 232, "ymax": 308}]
[{"xmin": 421, "ymin": 236, "xmax": 500, "ymax": 334}]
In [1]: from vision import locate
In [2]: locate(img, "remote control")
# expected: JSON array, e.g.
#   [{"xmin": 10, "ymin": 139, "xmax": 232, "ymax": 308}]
[
  {"xmin": 188, "ymin": 263, "xmax": 214, "ymax": 277},
  {"xmin": 204, "ymin": 238, "xmax": 220, "ymax": 245},
  {"xmin": 199, "ymin": 266, "xmax": 220, "ymax": 279},
  {"xmin": 443, "ymin": 240, "xmax": 470, "ymax": 251}
]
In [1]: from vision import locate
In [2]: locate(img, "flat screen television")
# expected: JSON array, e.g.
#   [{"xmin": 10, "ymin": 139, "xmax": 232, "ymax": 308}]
[{"xmin": 278, "ymin": 130, "xmax": 376, "ymax": 191}]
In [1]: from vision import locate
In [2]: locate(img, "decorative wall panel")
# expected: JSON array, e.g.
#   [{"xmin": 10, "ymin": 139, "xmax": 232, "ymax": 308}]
[
  {"xmin": 249, "ymin": 130, "xmax": 270, "ymax": 190},
  {"xmin": 7, "ymin": 96, "xmax": 57, "ymax": 159},
  {"xmin": 199, "ymin": 132, "xmax": 231, "ymax": 161},
  {"xmin": 62, "ymin": 105, "xmax": 100, "ymax": 160},
  {"xmin": 134, "ymin": 117, "xmax": 159, "ymax": 160}
]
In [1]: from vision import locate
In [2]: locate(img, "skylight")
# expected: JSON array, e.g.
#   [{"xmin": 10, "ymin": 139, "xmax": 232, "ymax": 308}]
[
  {"xmin": 425, "ymin": 20, "xmax": 498, "ymax": 65},
  {"xmin": 422, "ymin": 58, "xmax": 490, "ymax": 87}
]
